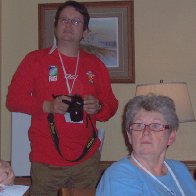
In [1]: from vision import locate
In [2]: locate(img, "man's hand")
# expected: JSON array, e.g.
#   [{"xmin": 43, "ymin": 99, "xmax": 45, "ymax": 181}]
[
  {"xmin": 83, "ymin": 95, "xmax": 101, "ymax": 114},
  {"xmin": 43, "ymin": 95, "xmax": 71, "ymax": 114}
]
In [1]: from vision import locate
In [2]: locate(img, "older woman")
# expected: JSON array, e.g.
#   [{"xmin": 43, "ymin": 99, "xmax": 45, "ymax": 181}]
[{"xmin": 96, "ymin": 95, "xmax": 196, "ymax": 195}]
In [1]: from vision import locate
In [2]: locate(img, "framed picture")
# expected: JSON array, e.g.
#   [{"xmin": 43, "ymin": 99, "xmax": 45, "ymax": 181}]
[{"xmin": 38, "ymin": 1, "xmax": 135, "ymax": 83}]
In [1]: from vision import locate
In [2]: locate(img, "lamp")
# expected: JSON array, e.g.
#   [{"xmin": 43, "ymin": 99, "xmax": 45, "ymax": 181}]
[{"xmin": 135, "ymin": 82, "xmax": 195, "ymax": 123}]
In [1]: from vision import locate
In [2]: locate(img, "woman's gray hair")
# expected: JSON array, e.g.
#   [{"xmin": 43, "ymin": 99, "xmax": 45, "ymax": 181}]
[{"xmin": 125, "ymin": 94, "xmax": 179, "ymax": 132}]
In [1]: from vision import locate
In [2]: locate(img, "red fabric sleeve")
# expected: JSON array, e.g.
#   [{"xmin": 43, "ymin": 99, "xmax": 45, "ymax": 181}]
[
  {"xmin": 91, "ymin": 57, "xmax": 118, "ymax": 121},
  {"xmin": 6, "ymin": 49, "xmax": 48, "ymax": 115}
]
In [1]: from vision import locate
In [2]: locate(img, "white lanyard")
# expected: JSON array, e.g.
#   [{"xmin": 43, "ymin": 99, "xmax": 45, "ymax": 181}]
[
  {"xmin": 131, "ymin": 153, "xmax": 185, "ymax": 196},
  {"xmin": 58, "ymin": 49, "xmax": 79, "ymax": 95}
]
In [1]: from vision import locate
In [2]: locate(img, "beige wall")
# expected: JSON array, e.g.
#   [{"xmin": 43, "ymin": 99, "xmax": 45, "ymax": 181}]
[{"xmin": 1, "ymin": 0, "xmax": 196, "ymax": 161}]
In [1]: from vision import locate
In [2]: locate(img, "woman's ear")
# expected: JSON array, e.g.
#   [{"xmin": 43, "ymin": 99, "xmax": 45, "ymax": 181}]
[
  {"xmin": 127, "ymin": 131, "xmax": 132, "ymax": 145},
  {"xmin": 167, "ymin": 130, "xmax": 177, "ymax": 146}
]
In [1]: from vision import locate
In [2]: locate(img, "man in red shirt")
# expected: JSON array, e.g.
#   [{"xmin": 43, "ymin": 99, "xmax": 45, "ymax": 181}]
[{"xmin": 6, "ymin": 1, "xmax": 118, "ymax": 195}]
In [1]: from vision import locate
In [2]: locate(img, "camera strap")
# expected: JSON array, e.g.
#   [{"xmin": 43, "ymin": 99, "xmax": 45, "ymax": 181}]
[{"xmin": 47, "ymin": 113, "xmax": 97, "ymax": 162}]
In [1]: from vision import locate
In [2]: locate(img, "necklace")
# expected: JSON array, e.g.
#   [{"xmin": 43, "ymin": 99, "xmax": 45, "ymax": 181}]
[
  {"xmin": 131, "ymin": 153, "xmax": 185, "ymax": 196},
  {"xmin": 58, "ymin": 49, "xmax": 80, "ymax": 95}
]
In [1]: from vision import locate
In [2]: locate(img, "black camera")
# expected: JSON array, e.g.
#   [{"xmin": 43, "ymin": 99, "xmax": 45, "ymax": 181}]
[{"xmin": 62, "ymin": 95, "xmax": 84, "ymax": 122}]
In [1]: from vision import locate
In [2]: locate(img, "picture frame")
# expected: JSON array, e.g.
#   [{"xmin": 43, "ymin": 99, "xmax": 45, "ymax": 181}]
[{"xmin": 38, "ymin": 1, "xmax": 135, "ymax": 83}]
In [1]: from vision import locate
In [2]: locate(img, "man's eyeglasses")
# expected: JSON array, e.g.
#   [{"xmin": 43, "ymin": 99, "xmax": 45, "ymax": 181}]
[
  {"xmin": 58, "ymin": 17, "xmax": 83, "ymax": 26},
  {"xmin": 129, "ymin": 123, "xmax": 170, "ymax": 132}
]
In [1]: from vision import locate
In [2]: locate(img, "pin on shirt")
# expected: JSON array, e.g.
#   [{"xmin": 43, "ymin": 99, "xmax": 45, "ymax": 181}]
[
  {"xmin": 86, "ymin": 71, "xmax": 95, "ymax": 84},
  {"xmin": 49, "ymin": 65, "xmax": 58, "ymax": 82}
]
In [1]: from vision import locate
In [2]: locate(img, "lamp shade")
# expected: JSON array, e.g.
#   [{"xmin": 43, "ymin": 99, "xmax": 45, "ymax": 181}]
[{"xmin": 136, "ymin": 82, "xmax": 195, "ymax": 123}]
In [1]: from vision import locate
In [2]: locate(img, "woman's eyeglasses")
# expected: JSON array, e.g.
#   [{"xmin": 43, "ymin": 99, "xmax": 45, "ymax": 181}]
[{"xmin": 129, "ymin": 123, "xmax": 170, "ymax": 132}]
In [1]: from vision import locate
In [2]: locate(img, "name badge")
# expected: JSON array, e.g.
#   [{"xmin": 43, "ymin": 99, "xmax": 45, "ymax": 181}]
[{"xmin": 64, "ymin": 112, "xmax": 83, "ymax": 124}]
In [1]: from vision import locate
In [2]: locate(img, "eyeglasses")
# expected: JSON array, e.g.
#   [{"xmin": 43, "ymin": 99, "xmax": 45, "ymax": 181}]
[
  {"xmin": 129, "ymin": 123, "xmax": 170, "ymax": 132},
  {"xmin": 58, "ymin": 17, "xmax": 83, "ymax": 26}
]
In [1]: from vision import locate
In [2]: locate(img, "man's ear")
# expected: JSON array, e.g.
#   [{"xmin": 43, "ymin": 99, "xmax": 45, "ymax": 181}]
[
  {"xmin": 82, "ymin": 29, "xmax": 89, "ymax": 38},
  {"xmin": 167, "ymin": 130, "xmax": 177, "ymax": 146}
]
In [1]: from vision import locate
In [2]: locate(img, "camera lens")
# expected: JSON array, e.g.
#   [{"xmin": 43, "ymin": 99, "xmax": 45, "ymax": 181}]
[{"xmin": 68, "ymin": 95, "xmax": 84, "ymax": 122}]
